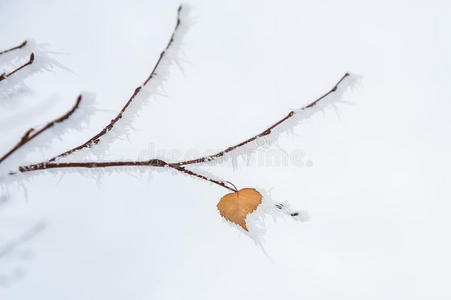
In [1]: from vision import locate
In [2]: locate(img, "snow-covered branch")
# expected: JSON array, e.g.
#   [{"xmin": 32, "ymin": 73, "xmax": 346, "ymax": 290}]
[
  {"xmin": 171, "ymin": 72, "xmax": 353, "ymax": 167},
  {"xmin": 0, "ymin": 40, "xmax": 27, "ymax": 56},
  {"xmin": 0, "ymin": 95, "xmax": 82, "ymax": 165},
  {"xmin": 0, "ymin": 39, "xmax": 66, "ymax": 99},
  {"xmin": 0, "ymin": 53, "xmax": 34, "ymax": 82},
  {"xmin": 48, "ymin": 5, "xmax": 188, "ymax": 162},
  {"xmin": 12, "ymin": 72, "xmax": 356, "ymax": 192},
  {"xmin": 0, "ymin": 4, "xmax": 359, "ymax": 239}
]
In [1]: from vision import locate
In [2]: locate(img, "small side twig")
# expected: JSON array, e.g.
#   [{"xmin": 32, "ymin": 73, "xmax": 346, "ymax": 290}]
[
  {"xmin": 48, "ymin": 5, "xmax": 185, "ymax": 162},
  {"xmin": 168, "ymin": 165, "xmax": 238, "ymax": 192},
  {"xmin": 0, "ymin": 53, "xmax": 34, "ymax": 82},
  {"xmin": 0, "ymin": 40, "xmax": 27, "ymax": 56},
  {"xmin": 0, "ymin": 95, "xmax": 82, "ymax": 164},
  {"xmin": 171, "ymin": 73, "xmax": 350, "ymax": 166},
  {"xmin": 275, "ymin": 203, "xmax": 299, "ymax": 217}
]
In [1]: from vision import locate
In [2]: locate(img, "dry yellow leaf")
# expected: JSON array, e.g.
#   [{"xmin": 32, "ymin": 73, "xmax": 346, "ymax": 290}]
[{"xmin": 217, "ymin": 188, "xmax": 262, "ymax": 231}]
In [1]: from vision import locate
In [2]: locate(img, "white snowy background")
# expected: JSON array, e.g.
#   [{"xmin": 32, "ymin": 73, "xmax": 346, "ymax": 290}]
[{"xmin": 1, "ymin": 0, "xmax": 451, "ymax": 299}]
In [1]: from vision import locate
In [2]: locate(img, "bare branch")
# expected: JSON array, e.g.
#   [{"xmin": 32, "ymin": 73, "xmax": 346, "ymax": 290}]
[
  {"xmin": 48, "ymin": 5, "xmax": 185, "ymax": 162},
  {"xmin": 3, "ymin": 6, "xmax": 352, "ymax": 200},
  {"xmin": 170, "ymin": 73, "xmax": 350, "ymax": 166},
  {"xmin": 0, "ymin": 53, "xmax": 34, "ymax": 82},
  {"xmin": 0, "ymin": 95, "xmax": 82, "ymax": 164},
  {"xmin": 0, "ymin": 40, "xmax": 27, "ymax": 56},
  {"xmin": 17, "ymin": 159, "xmax": 167, "ymax": 172},
  {"xmin": 15, "ymin": 158, "xmax": 237, "ymax": 192},
  {"xmin": 167, "ymin": 165, "xmax": 238, "ymax": 192}
]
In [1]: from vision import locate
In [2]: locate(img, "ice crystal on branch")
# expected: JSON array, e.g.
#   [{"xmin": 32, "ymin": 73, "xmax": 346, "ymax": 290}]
[{"xmin": 0, "ymin": 39, "xmax": 66, "ymax": 100}]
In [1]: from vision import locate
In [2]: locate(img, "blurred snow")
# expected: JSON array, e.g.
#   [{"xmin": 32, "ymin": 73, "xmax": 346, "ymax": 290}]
[{"xmin": 1, "ymin": 0, "xmax": 451, "ymax": 299}]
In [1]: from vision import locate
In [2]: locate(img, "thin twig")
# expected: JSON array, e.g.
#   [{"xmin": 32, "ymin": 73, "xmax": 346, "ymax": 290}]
[
  {"xmin": 0, "ymin": 95, "xmax": 82, "ymax": 164},
  {"xmin": 0, "ymin": 40, "xmax": 27, "ymax": 56},
  {"xmin": 48, "ymin": 5, "xmax": 185, "ymax": 162},
  {"xmin": 17, "ymin": 159, "xmax": 167, "ymax": 172},
  {"xmin": 170, "ymin": 72, "xmax": 350, "ymax": 166},
  {"xmin": 168, "ymin": 165, "xmax": 238, "ymax": 192},
  {"xmin": 275, "ymin": 203, "xmax": 299, "ymax": 217},
  {"xmin": 15, "ymin": 158, "xmax": 237, "ymax": 192},
  {"xmin": 0, "ymin": 53, "xmax": 34, "ymax": 82}
]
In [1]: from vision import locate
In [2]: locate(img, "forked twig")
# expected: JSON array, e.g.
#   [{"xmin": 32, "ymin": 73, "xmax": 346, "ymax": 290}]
[
  {"xmin": 0, "ymin": 53, "xmax": 35, "ymax": 82},
  {"xmin": 14, "ymin": 73, "xmax": 350, "ymax": 191},
  {"xmin": 0, "ymin": 95, "xmax": 82, "ymax": 164},
  {"xmin": 5, "ymin": 5, "xmax": 352, "ymax": 195},
  {"xmin": 0, "ymin": 40, "xmax": 27, "ymax": 56}
]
